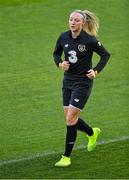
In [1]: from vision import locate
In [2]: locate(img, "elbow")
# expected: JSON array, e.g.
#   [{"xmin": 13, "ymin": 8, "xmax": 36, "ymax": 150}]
[
  {"xmin": 105, "ymin": 52, "xmax": 111, "ymax": 61},
  {"xmin": 107, "ymin": 51, "xmax": 111, "ymax": 59}
]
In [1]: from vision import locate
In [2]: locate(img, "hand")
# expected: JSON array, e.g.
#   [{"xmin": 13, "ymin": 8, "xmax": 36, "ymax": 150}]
[
  {"xmin": 86, "ymin": 69, "xmax": 97, "ymax": 79},
  {"xmin": 60, "ymin": 61, "xmax": 70, "ymax": 71}
]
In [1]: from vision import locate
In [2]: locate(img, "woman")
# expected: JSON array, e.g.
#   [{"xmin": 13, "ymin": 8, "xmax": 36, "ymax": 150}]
[{"xmin": 53, "ymin": 10, "xmax": 110, "ymax": 167}]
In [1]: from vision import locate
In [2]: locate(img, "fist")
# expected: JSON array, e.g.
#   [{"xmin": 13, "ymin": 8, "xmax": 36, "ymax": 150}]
[
  {"xmin": 61, "ymin": 61, "xmax": 70, "ymax": 71},
  {"xmin": 86, "ymin": 69, "xmax": 97, "ymax": 79}
]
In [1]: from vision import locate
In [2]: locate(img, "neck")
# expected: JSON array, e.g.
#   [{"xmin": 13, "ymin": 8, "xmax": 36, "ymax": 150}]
[{"xmin": 71, "ymin": 30, "xmax": 82, "ymax": 39}]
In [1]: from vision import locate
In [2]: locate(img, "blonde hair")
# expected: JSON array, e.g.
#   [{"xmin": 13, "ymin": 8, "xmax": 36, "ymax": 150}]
[{"xmin": 73, "ymin": 10, "xmax": 99, "ymax": 36}]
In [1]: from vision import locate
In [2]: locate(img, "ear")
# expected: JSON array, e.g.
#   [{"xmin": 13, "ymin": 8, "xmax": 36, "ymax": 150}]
[{"xmin": 82, "ymin": 21, "xmax": 85, "ymax": 28}]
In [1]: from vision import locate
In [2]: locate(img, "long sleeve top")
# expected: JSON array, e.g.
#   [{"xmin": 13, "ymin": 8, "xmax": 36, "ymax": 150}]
[{"xmin": 53, "ymin": 30, "xmax": 110, "ymax": 79}]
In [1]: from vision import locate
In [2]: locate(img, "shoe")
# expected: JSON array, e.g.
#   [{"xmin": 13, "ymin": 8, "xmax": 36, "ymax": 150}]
[
  {"xmin": 55, "ymin": 155, "xmax": 71, "ymax": 167},
  {"xmin": 87, "ymin": 128, "xmax": 101, "ymax": 152}
]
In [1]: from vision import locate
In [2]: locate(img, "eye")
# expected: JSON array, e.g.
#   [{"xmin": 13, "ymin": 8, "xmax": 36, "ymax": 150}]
[
  {"xmin": 75, "ymin": 19, "xmax": 81, "ymax": 23},
  {"xmin": 69, "ymin": 17, "xmax": 82, "ymax": 22}
]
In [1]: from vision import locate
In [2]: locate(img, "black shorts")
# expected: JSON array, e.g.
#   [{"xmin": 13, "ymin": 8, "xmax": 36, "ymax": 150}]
[{"xmin": 62, "ymin": 77, "xmax": 93, "ymax": 110}]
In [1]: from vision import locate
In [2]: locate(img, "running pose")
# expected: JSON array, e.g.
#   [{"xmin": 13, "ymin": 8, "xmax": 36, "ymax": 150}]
[{"xmin": 53, "ymin": 10, "xmax": 110, "ymax": 167}]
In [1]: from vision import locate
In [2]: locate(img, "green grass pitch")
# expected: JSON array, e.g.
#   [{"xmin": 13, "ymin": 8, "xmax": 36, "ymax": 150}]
[{"xmin": 0, "ymin": 0, "xmax": 129, "ymax": 179}]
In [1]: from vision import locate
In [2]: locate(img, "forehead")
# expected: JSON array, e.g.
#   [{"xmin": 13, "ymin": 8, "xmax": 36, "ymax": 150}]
[{"xmin": 69, "ymin": 12, "xmax": 83, "ymax": 20}]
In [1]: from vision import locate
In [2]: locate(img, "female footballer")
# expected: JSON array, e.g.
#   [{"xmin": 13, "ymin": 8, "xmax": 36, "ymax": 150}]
[{"xmin": 53, "ymin": 9, "xmax": 110, "ymax": 167}]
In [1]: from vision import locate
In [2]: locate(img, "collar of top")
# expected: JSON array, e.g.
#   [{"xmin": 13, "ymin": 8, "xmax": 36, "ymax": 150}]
[{"xmin": 69, "ymin": 29, "xmax": 85, "ymax": 40}]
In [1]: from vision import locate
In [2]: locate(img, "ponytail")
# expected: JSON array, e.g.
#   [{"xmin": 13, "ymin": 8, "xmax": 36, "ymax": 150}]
[
  {"xmin": 73, "ymin": 10, "xmax": 99, "ymax": 36},
  {"xmin": 82, "ymin": 10, "xmax": 99, "ymax": 36}
]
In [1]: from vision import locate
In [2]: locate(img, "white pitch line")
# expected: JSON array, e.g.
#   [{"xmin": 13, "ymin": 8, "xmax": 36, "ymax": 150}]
[
  {"xmin": 75, "ymin": 135, "xmax": 129, "ymax": 150},
  {"xmin": 0, "ymin": 136, "xmax": 129, "ymax": 167}
]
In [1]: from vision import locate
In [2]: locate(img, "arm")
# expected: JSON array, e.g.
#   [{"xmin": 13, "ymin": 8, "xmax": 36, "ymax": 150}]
[
  {"xmin": 53, "ymin": 34, "xmax": 63, "ymax": 67},
  {"xmin": 92, "ymin": 39, "xmax": 111, "ymax": 73},
  {"xmin": 86, "ymin": 39, "xmax": 110, "ymax": 79},
  {"xmin": 53, "ymin": 34, "xmax": 70, "ymax": 71}
]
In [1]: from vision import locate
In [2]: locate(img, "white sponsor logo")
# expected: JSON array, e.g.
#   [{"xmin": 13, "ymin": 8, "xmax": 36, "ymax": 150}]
[
  {"xmin": 65, "ymin": 44, "xmax": 68, "ymax": 47},
  {"xmin": 68, "ymin": 142, "xmax": 75, "ymax": 144},
  {"xmin": 98, "ymin": 41, "xmax": 101, "ymax": 46},
  {"xmin": 74, "ymin": 98, "xmax": 79, "ymax": 102},
  {"xmin": 78, "ymin": 44, "xmax": 86, "ymax": 52}
]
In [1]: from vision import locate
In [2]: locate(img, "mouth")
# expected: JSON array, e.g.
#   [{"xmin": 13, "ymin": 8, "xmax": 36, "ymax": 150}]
[{"xmin": 71, "ymin": 25, "xmax": 76, "ymax": 29}]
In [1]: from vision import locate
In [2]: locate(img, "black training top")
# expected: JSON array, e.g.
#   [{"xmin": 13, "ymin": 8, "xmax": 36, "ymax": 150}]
[{"xmin": 53, "ymin": 30, "xmax": 110, "ymax": 79}]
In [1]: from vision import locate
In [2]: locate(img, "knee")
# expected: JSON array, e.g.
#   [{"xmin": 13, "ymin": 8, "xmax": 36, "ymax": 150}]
[{"xmin": 66, "ymin": 112, "xmax": 78, "ymax": 126}]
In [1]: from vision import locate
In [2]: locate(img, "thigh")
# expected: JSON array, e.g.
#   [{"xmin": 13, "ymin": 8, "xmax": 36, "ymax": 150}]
[
  {"xmin": 70, "ymin": 81, "xmax": 93, "ymax": 110},
  {"xmin": 62, "ymin": 88, "xmax": 72, "ymax": 107},
  {"xmin": 63, "ymin": 107, "xmax": 68, "ymax": 117},
  {"xmin": 62, "ymin": 79, "xmax": 73, "ymax": 107}
]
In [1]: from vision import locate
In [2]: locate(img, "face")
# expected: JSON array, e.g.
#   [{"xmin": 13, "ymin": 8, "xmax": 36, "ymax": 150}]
[{"xmin": 69, "ymin": 12, "xmax": 84, "ymax": 33}]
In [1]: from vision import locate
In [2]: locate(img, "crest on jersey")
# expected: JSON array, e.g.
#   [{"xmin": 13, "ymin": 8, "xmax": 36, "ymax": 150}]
[{"xmin": 78, "ymin": 44, "xmax": 86, "ymax": 52}]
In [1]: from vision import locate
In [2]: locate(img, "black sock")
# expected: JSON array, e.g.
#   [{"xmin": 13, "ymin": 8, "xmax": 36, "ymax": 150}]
[
  {"xmin": 77, "ymin": 118, "xmax": 93, "ymax": 136},
  {"xmin": 64, "ymin": 124, "xmax": 77, "ymax": 157}
]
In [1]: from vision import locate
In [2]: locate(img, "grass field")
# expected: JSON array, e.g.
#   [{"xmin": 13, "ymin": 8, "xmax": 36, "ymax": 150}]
[{"xmin": 0, "ymin": 0, "xmax": 129, "ymax": 179}]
